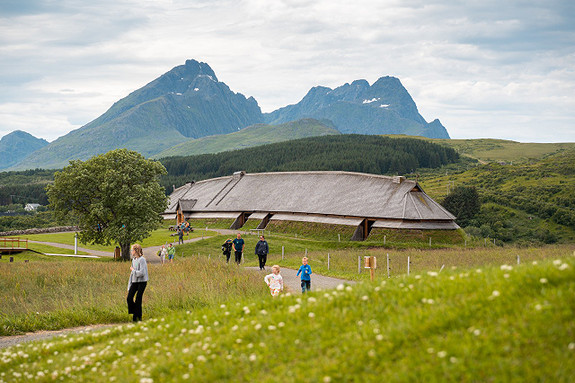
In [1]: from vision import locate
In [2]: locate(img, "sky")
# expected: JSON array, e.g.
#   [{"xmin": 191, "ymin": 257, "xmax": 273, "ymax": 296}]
[{"xmin": 0, "ymin": 0, "xmax": 574, "ymax": 143}]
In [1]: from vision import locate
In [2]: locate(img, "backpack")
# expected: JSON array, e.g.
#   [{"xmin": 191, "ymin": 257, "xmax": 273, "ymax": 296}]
[{"xmin": 157, "ymin": 250, "xmax": 161, "ymax": 257}]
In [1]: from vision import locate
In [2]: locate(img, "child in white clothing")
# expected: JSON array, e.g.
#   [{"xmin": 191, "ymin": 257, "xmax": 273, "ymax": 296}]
[{"xmin": 264, "ymin": 265, "xmax": 284, "ymax": 297}]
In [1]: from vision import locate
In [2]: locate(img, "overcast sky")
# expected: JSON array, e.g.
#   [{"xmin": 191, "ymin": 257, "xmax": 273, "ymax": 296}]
[{"xmin": 1, "ymin": 0, "xmax": 574, "ymax": 143}]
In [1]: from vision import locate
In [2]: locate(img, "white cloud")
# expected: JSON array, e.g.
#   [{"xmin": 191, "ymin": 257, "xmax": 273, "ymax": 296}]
[{"xmin": 0, "ymin": 0, "xmax": 574, "ymax": 142}]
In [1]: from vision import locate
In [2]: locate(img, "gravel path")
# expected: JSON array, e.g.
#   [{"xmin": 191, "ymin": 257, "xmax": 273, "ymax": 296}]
[{"xmin": 0, "ymin": 324, "xmax": 118, "ymax": 349}]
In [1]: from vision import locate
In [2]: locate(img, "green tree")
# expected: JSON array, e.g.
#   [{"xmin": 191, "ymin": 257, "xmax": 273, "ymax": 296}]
[
  {"xmin": 47, "ymin": 149, "xmax": 168, "ymax": 260},
  {"xmin": 441, "ymin": 186, "xmax": 481, "ymax": 227}
]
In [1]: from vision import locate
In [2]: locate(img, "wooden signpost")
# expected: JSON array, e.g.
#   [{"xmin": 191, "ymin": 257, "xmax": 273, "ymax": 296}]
[{"xmin": 364, "ymin": 255, "xmax": 377, "ymax": 281}]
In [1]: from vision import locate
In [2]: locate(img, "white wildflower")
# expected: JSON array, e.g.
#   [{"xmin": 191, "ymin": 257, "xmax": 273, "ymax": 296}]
[
  {"xmin": 278, "ymin": 322, "xmax": 285, "ymax": 327},
  {"xmin": 437, "ymin": 351, "xmax": 447, "ymax": 358},
  {"xmin": 504, "ymin": 274, "xmax": 510, "ymax": 278},
  {"xmin": 362, "ymin": 296, "xmax": 369, "ymax": 301},
  {"xmin": 414, "ymin": 275, "xmax": 421, "ymax": 279},
  {"xmin": 450, "ymin": 357, "xmax": 458, "ymax": 363},
  {"xmin": 427, "ymin": 348, "xmax": 435, "ymax": 354},
  {"xmin": 476, "ymin": 269, "xmax": 482, "ymax": 273},
  {"xmin": 323, "ymin": 377, "xmax": 332, "ymax": 383},
  {"xmin": 336, "ymin": 284, "xmax": 345, "ymax": 291},
  {"xmin": 345, "ymin": 286, "xmax": 353, "ymax": 291},
  {"xmin": 376, "ymin": 334, "xmax": 384, "ymax": 341},
  {"xmin": 254, "ymin": 324, "xmax": 262, "ymax": 331},
  {"xmin": 268, "ymin": 325, "xmax": 277, "ymax": 331},
  {"xmin": 473, "ymin": 329, "xmax": 481, "ymax": 336},
  {"xmin": 249, "ymin": 354, "xmax": 257, "ymax": 362},
  {"xmin": 197, "ymin": 355, "xmax": 207, "ymax": 362},
  {"xmin": 568, "ymin": 343, "xmax": 575, "ymax": 350},
  {"xmin": 427, "ymin": 271, "xmax": 438, "ymax": 277},
  {"xmin": 558, "ymin": 263, "xmax": 569, "ymax": 270},
  {"xmin": 553, "ymin": 259, "xmax": 562, "ymax": 265},
  {"xmin": 308, "ymin": 312, "xmax": 315, "ymax": 318},
  {"xmin": 535, "ymin": 304, "xmax": 543, "ymax": 311},
  {"xmin": 540, "ymin": 278, "xmax": 548, "ymax": 284}
]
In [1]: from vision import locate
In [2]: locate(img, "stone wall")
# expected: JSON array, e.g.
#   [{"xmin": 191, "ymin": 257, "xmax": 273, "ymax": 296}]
[{"xmin": 0, "ymin": 226, "xmax": 78, "ymax": 237}]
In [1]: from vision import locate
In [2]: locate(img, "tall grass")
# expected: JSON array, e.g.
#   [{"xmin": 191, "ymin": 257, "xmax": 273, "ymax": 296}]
[
  {"xmin": 1, "ymin": 256, "xmax": 573, "ymax": 381},
  {"xmin": 0, "ymin": 258, "xmax": 267, "ymax": 336}
]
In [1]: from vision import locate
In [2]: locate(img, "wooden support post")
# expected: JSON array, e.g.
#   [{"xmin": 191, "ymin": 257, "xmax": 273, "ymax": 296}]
[
  {"xmin": 387, "ymin": 253, "xmax": 390, "ymax": 278},
  {"xmin": 282, "ymin": 246, "xmax": 284, "ymax": 260},
  {"xmin": 407, "ymin": 256, "xmax": 410, "ymax": 275},
  {"xmin": 384, "ymin": 235, "xmax": 386, "ymax": 245},
  {"xmin": 429, "ymin": 237, "xmax": 432, "ymax": 248},
  {"xmin": 358, "ymin": 256, "xmax": 361, "ymax": 274},
  {"xmin": 338, "ymin": 234, "xmax": 341, "ymax": 242},
  {"xmin": 328, "ymin": 253, "xmax": 330, "ymax": 270}
]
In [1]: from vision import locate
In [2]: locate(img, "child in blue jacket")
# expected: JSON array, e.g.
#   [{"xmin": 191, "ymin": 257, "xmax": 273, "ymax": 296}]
[{"xmin": 296, "ymin": 257, "xmax": 312, "ymax": 293}]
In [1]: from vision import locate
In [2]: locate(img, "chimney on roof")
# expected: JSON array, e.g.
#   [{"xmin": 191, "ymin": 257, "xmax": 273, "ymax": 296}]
[
  {"xmin": 393, "ymin": 176, "xmax": 405, "ymax": 184},
  {"xmin": 172, "ymin": 185, "xmax": 176, "ymax": 192}
]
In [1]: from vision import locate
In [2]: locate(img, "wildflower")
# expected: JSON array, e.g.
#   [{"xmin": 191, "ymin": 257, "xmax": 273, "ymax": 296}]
[
  {"xmin": 427, "ymin": 348, "xmax": 435, "ymax": 354},
  {"xmin": 376, "ymin": 334, "xmax": 384, "ymax": 341},
  {"xmin": 535, "ymin": 304, "xmax": 543, "ymax": 311},
  {"xmin": 558, "ymin": 263, "xmax": 569, "ymax": 271},
  {"xmin": 323, "ymin": 377, "xmax": 332, "ymax": 383},
  {"xmin": 437, "ymin": 351, "xmax": 447, "ymax": 358},
  {"xmin": 336, "ymin": 284, "xmax": 345, "ymax": 291},
  {"xmin": 490, "ymin": 290, "xmax": 500, "ymax": 298},
  {"xmin": 357, "ymin": 320, "xmax": 364, "ymax": 326},
  {"xmin": 197, "ymin": 355, "xmax": 207, "ymax": 362},
  {"xmin": 278, "ymin": 322, "xmax": 285, "ymax": 327},
  {"xmin": 414, "ymin": 275, "xmax": 421, "ymax": 279},
  {"xmin": 183, "ymin": 348, "xmax": 190, "ymax": 353},
  {"xmin": 500, "ymin": 265, "xmax": 513, "ymax": 271},
  {"xmin": 220, "ymin": 304, "xmax": 226, "ymax": 308},
  {"xmin": 260, "ymin": 310, "xmax": 268, "ymax": 315},
  {"xmin": 236, "ymin": 339, "xmax": 242, "ymax": 344},
  {"xmin": 374, "ymin": 286, "xmax": 381, "ymax": 292},
  {"xmin": 449, "ymin": 276, "xmax": 455, "ymax": 280},
  {"xmin": 254, "ymin": 324, "xmax": 262, "ymax": 331},
  {"xmin": 476, "ymin": 269, "xmax": 482, "ymax": 273},
  {"xmin": 213, "ymin": 321, "xmax": 219, "ymax": 326},
  {"xmin": 503, "ymin": 274, "xmax": 510, "ymax": 278},
  {"xmin": 308, "ymin": 297, "xmax": 317, "ymax": 303},
  {"xmin": 532, "ymin": 261, "xmax": 538, "ymax": 265},
  {"xmin": 362, "ymin": 296, "xmax": 369, "ymax": 301},
  {"xmin": 247, "ymin": 343, "xmax": 253, "ymax": 349},
  {"xmin": 568, "ymin": 343, "xmax": 575, "ymax": 350},
  {"xmin": 140, "ymin": 379, "xmax": 153, "ymax": 383},
  {"xmin": 368, "ymin": 349, "xmax": 376, "ymax": 358},
  {"xmin": 345, "ymin": 286, "xmax": 353, "ymax": 292},
  {"xmin": 553, "ymin": 259, "xmax": 562, "ymax": 265},
  {"xmin": 182, "ymin": 374, "xmax": 190, "ymax": 379},
  {"xmin": 540, "ymin": 278, "xmax": 548, "ymax": 284},
  {"xmin": 308, "ymin": 312, "xmax": 315, "ymax": 318},
  {"xmin": 268, "ymin": 325, "xmax": 277, "ymax": 331},
  {"xmin": 449, "ymin": 357, "xmax": 458, "ymax": 363},
  {"xmin": 473, "ymin": 329, "xmax": 481, "ymax": 336},
  {"xmin": 231, "ymin": 325, "xmax": 239, "ymax": 331},
  {"xmin": 427, "ymin": 271, "xmax": 438, "ymax": 277},
  {"xmin": 249, "ymin": 354, "xmax": 257, "ymax": 362}
]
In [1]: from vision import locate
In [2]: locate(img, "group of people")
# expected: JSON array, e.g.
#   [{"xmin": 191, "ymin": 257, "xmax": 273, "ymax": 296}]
[
  {"xmin": 221, "ymin": 233, "xmax": 270, "ymax": 270},
  {"xmin": 158, "ymin": 243, "xmax": 176, "ymax": 265},
  {"xmin": 126, "ymin": 232, "xmax": 315, "ymax": 322}
]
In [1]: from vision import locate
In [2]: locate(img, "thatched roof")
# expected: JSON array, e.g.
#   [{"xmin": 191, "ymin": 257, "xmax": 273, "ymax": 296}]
[{"xmin": 166, "ymin": 171, "xmax": 458, "ymax": 230}]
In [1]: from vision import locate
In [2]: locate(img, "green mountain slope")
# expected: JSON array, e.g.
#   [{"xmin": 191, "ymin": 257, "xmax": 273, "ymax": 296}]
[
  {"xmin": 1, "ymin": 257, "xmax": 573, "ymax": 381},
  {"xmin": 9, "ymin": 60, "xmax": 263, "ymax": 170},
  {"xmin": 0, "ymin": 131, "xmax": 48, "ymax": 170},
  {"xmin": 153, "ymin": 119, "xmax": 340, "ymax": 158}
]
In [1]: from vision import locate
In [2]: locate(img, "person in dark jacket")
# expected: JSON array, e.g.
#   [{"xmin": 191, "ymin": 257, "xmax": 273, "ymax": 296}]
[
  {"xmin": 255, "ymin": 235, "xmax": 269, "ymax": 270},
  {"xmin": 222, "ymin": 239, "xmax": 233, "ymax": 263}
]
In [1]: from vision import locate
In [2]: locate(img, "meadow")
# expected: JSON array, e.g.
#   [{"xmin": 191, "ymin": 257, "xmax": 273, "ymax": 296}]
[
  {"xmin": 0, "ymin": 255, "xmax": 573, "ymax": 382},
  {"xmin": 0, "ymin": 257, "xmax": 267, "ymax": 336}
]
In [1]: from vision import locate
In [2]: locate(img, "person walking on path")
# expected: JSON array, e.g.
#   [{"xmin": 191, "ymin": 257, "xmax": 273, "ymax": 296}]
[
  {"xmin": 296, "ymin": 257, "xmax": 312, "ymax": 293},
  {"xmin": 255, "ymin": 235, "xmax": 269, "ymax": 270},
  {"xmin": 127, "ymin": 244, "xmax": 148, "ymax": 322},
  {"xmin": 232, "ymin": 233, "xmax": 244, "ymax": 265},
  {"xmin": 264, "ymin": 265, "xmax": 284, "ymax": 297},
  {"xmin": 177, "ymin": 227, "xmax": 184, "ymax": 245},
  {"xmin": 222, "ymin": 238, "xmax": 233, "ymax": 263},
  {"xmin": 159, "ymin": 245, "xmax": 167, "ymax": 265},
  {"xmin": 167, "ymin": 243, "xmax": 175, "ymax": 263}
]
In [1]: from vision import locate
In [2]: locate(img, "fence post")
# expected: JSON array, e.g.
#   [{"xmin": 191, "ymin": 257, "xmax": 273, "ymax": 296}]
[
  {"xmin": 386, "ymin": 253, "xmax": 390, "ymax": 278},
  {"xmin": 517, "ymin": 255, "xmax": 520, "ymax": 264},
  {"xmin": 429, "ymin": 237, "xmax": 432, "ymax": 248},
  {"xmin": 407, "ymin": 256, "xmax": 410, "ymax": 275},
  {"xmin": 358, "ymin": 256, "xmax": 361, "ymax": 274},
  {"xmin": 74, "ymin": 232, "xmax": 78, "ymax": 255},
  {"xmin": 282, "ymin": 246, "xmax": 284, "ymax": 261},
  {"xmin": 208, "ymin": 254, "xmax": 210, "ymax": 260},
  {"xmin": 305, "ymin": 249, "xmax": 308, "ymax": 257},
  {"xmin": 465, "ymin": 238, "xmax": 467, "ymax": 248},
  {"xmin": 384, "ymin": 235, "xmax": 386, "ymax": 245},
  {"xmin": 338, "ymin": 234, "xmax": 341, "ymax": 242},
  {"xmin": 328, "ymin": 253, "xmax": 330, "ymax": 270}
]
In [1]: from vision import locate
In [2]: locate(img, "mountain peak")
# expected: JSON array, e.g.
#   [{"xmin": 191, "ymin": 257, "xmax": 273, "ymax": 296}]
[{"xmin": 0, "ymin": 130, "xmax": 49, "ymax": 170}]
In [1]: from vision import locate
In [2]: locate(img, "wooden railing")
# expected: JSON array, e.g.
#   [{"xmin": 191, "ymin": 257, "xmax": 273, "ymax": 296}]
[{"xmin": 0, "ymin": 237, "xmax": 28, "ymax": 249}]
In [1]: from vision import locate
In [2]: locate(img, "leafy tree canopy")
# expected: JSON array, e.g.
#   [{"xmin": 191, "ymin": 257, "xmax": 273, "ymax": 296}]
[
  {"xmin": 46, "ymin": 149, "xmax": 167, "ymax": 260},
  {"xmin": 441, "ymin": 186, "xmax": 481, "ymax": 227}
]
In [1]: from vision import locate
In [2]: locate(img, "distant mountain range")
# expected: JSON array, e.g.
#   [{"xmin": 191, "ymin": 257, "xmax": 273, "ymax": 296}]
[
  {"xmin": 5, "ymin": 59, "xmax": 450, "ymax": 170},
  {"xmin": 0, "ymin": 130, "xmax": 48, "ymax": 170},
  {"xmin": 265, "ymin": 77, "xmax": 449, "ymax": 139}
]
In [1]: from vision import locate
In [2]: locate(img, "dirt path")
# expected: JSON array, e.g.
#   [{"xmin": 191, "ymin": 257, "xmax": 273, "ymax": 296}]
[{"xmin": 0, "ymin": 324, "xmax": 118, "ymax": 349}]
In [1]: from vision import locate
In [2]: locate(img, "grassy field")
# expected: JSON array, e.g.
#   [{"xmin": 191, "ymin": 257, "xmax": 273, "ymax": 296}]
[
  {"xmin": 0, "ymin": 257, "xmax": 267, "ymax": 336},
  {"xmin": 9, "ymin": 227, "xmax": 217, "ymax": 253},
  {"xmin": 1, "ymin": 254, "xmax": 573, "ymax": 381}
]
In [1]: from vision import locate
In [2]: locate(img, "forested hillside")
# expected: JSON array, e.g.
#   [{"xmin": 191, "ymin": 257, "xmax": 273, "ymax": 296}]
[{"xmin": 158, "ymin": 135, "xmax": 460, "ymax": 189}]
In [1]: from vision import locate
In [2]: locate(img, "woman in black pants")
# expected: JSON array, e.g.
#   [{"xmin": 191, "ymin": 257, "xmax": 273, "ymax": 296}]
[{"xmin": 127, "ymin": 244, "xmax": 148, "ymax": 322}]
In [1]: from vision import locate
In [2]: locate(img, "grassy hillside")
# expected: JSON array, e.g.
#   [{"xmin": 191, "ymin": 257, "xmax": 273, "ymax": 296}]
[
  {"xmin": 153, "ymin": 119, "xmax": 340, "ymax": 158},
  {"xmin": 389, "ymin": 135, "xmax": 575, "ymax": 164},
  {"xmin": 419, "ymin": 149, "xmax": 575, "ymax": 244},
  {"xmin": 1, "ymin": 255, "xmax": 573, "ymax": 381}
]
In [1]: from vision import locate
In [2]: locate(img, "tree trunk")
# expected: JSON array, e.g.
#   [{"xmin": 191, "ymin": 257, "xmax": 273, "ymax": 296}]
[{"xmin": 120, "ymin": 242, "xmax": 131, "ymax": 261}]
